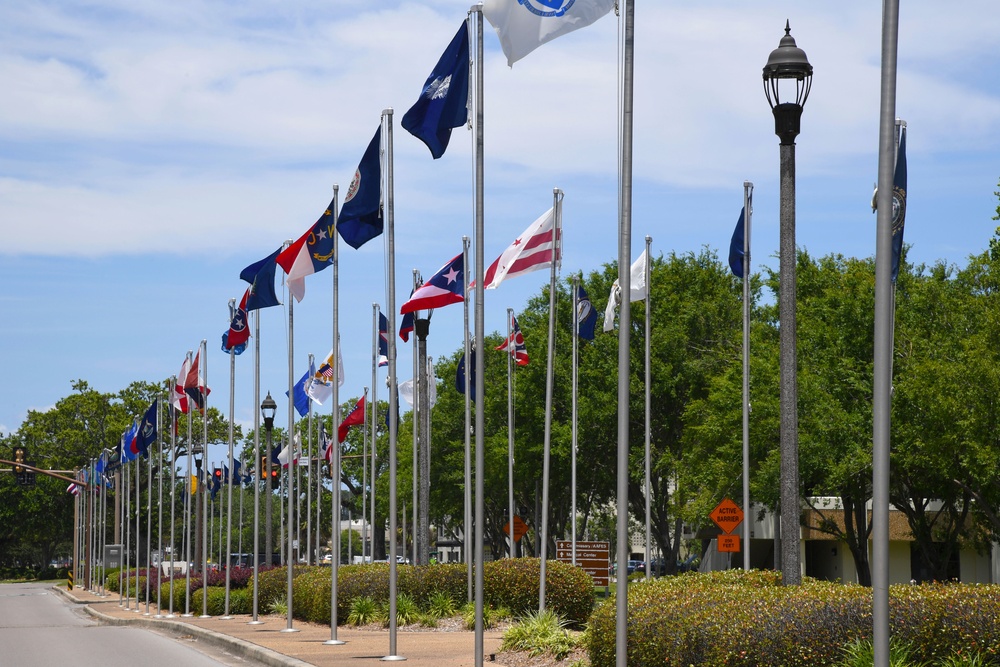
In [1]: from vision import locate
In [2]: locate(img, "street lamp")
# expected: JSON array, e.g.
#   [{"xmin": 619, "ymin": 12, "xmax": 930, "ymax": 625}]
[
  {"xmin": 261, "ymin": 392, "xmax": 277, "ymax": 569},
  {"xmin": 763, "ymin": 20, "xmax": 812, "ymax": 586}
]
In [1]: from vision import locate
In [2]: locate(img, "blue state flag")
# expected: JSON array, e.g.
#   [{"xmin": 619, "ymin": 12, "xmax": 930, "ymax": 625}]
[
  {"xmin": 890, "ymin": 126, "xmax": 907, "ymax": 283},
  {"xmin": 728, "ymin": 197, "xmax": 751, "ymax": 279},
  {"xmin": 338, "ymin": 126, "xmax": 383, "ymax": 249},
  {"xmin": 577, "ymin": 285, "xmax": 597, "ymax": 341},
  {"xmin": 120, "ymin": 419, "xmax": 139, "ymax": 463},
  {"xmin": 134, "ymin": 400, "xmax": 158, "ymax": 459},
  {"xmin": 402, "ymin": 22, "xmax": 470, "ymax": 159},
  {"xmin": 240, "ymin": 247, "xmax": 282, "ymax": 311},
  {"xmin": 288, "ymin": 360, "xmax": 317, "ymax": 418},
  {"xmin": 455, "ymin": 345, "xmax": 477, "ymax": 403}
]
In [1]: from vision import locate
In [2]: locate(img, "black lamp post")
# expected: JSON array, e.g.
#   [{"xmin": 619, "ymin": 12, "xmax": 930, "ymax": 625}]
[
  {"xmin": 261, "ymin": 392, "xmax": 277, "ymax": 567},
  {"xmin": 763, "ymin": 20, "xmax": 812, "ymax": 586}
]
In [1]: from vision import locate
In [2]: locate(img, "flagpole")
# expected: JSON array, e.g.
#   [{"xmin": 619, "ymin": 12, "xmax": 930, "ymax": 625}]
[
  {"xmin": 250, "ymin": 310, "xmax": 264, "ymax": 625},
  {"xmin": 200, "ymin": 338, "xmax": 210, "ymax": 619},
  {"xmin": 123, "ymin": 450, "xmax": 130, "ymax": 610},
  {"xmin": 742, "ymin": 181, "xmax": 753, "ymax": 571},
  {"xmin": 155, "ymin": 400, "xmax": 164, "ymax": 617},
  {"xmin": 506, "ymin": 307, "xmax": 515, "ymax": 559},
  {"xmin": 644, "ymin": 234, "xmax": 651, "ymax": 581},
  {"xmin": 306, "ymin": 354, "xmax": 314, "ymax": 567},
  {"xmin": 184, "ymin": 351, "xmax": 194, "ymax": 616},
  {"xmin": 571, "ymin": 275, "xmax": 579, "ymax": 567},
  {"xmin": 168, "ymin": 386, "xmax": 178, "ymax": 617},
  {"xmin": 470, "ymin": 7, "xmax": 486, "ymax": 665},
  {"xmin": 283, "ymin": 267, "xmax": 298, "ymax": 632},
  {"xmin": 873, "ymin": 2, "xmax": 901, "ymax": 664},
  {"xmin": 145, "ymin": 401, "xmax": 154, "ymax": 615},
  {"xmin": 134, "ymin": 439, "xmax": 141, "ymax": 611},
  {"xmin": 462, "ymin": 235, "xmax": 472, "ymax": 599},
  {"xmin": 412, "ymin": 267, "xmax": 420, "ymax": 566},
  {"xmin": 538, "ymin": 187, "xmax": 561, "ymax": 611},
  {"xmin": 222, "ymin": 301, "xmax": 237, "ymax": 617},
  {"xmin": 326, "ymin": 184, "xmax": 345, "ymax": 645},
  {"xmin": 371, "ymin": 303, "xmax": 380, "ymax": 566},
  {"xmin": 382, "ymin": 106, "xmax": 405, "ymax": 662},
  {"xmin": 616, "ymin": 2, "xmax": 636, "ymax": 665},
  {"xmin": 365, "ymin": 312, "xmax": 373, "ymax": 564}
]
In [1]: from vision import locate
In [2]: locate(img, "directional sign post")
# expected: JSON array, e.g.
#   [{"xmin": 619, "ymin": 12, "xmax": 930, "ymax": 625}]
[{"xmin": 555, "ymin": 540, "xmax": 610, "ymax": 587}]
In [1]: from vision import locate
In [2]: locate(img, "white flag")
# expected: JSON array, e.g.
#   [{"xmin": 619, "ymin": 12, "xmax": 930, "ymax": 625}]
[
  {"xmin": 306, "ymin": 342, "xmax": 345, "ymax": 405},
  {"xmin": 398, "ymin": 376, "xmax": 437, "ymax": 409},
  {"xmin": 399, "ymin": 379, "xmax": 415, "ymax": 408},
  {"xmin": 483, "ymin": 0, "xmax": 616, "ymax": 66},
  {"xmin": 278, "ymin": 433, "xmax": 301, "ymax": 468},
  {"xmin": 603, "ymin": 249, "xmax": 648, "ymax": 332}
]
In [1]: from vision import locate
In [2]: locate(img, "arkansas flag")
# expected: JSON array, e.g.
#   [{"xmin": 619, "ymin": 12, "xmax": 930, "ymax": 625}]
[
  {"xmin": 276, "ymin": 196, "xmax": 338, "ymax": 302},
  {"xmin": 338, "ymin": 395, "xmax": 367, "ymax": 443},
  {"xmin": 496, "ymin": 314, "xmax": 529, "ymax": 366},
  {"xmin": 481, "ymin": 208, "xmax": 559, "ymax": 290},
  {"xmin": 483, "ymin": 0, "xmax": 616, "ymax": 66},
  {"xmin": 400, "ymin": 253, "xmax": 465, "ymax": 314}
]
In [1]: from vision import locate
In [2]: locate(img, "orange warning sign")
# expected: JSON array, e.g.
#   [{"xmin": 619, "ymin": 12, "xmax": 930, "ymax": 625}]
[
  {"xmin": 718, "ymin": 534, "xmax": 741, "ymax": 553},
  {"xmin": 503, "ymin": 515, "xmax": 529, "ymax": 543},
  {"xmin": 709, "ymin": 498, "xmax": 744, "ymax": 535}
]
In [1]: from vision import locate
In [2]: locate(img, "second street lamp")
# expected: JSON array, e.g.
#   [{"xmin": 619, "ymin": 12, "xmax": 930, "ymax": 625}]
[
  {"xmin": 763, "ymin": 20, "xmax": 812, "ymax": 586},
  {"xmin": 261, "ymin": 392, "xmax": 277, "ymax": 568}
]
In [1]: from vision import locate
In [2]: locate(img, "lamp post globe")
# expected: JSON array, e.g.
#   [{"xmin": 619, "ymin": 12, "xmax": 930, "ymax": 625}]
[{"xmin": 763, "ymin": 21, "xmax": 811, "ymax": 586}]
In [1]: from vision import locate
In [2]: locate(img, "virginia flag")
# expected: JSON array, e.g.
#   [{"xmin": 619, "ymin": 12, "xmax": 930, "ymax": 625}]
[
  {"xmin": 728, "ymin": 197, "xmax": 751, "ymax": 279},
  {"xmin": 339, "ymin": 126, "xmax": 383, "ymax": 250},
  {"xmin": 577, "ymin": 285, "xmax": 597, "ymax": 340},
  {"xmin": 496, "ymin": 314, "xmax": 529, "ymax": 366},
  {"xmin": 378, "ymin": 312, "xmax": 389, "ymax": 367},
  {"xmin": 402, "ymin": 22, "xmax": 470, "ymax": 159},
  {"xmin": 603, "ymin": 249, "xmax": 649, "ymax": 332},
  {"xmin": 241, "ymin": 247, "xmax": 282, "ymax": 311},
  {"xmin": 400, "ymin": 253, "xmax": 465, "ymax": 314},
  {"xmin": 483, "ymin": 0, "xmax": 616, "ymax": 66},
  {"xmin": 338, "ymin": 395, "xmax": 367, "ymax": 443},
  {"xmin": 277, "ymin": 196, "xmax": 338, "ymax": 302},
  {"xmin": 222, "ymin": 290, "xmax": 250, "ymax": 354},
  {"xmin": 480, "ymin": 207, "xmax": 559, "ymax": 289}
]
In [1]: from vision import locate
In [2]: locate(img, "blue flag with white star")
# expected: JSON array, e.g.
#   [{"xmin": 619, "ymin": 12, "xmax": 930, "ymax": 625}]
[
  {"xmin": 400, "ymin": 253, "xmax": 465, "ymax": 314},
  {"xmin": 402, "ymin": 22, "xmax": 470, "ymax": 159}
]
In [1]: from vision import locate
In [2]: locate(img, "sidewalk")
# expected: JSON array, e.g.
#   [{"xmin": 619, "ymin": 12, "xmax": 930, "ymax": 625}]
[{"xmin": 58, "ymin": 585, "xmax": 506, "ymax": 667}]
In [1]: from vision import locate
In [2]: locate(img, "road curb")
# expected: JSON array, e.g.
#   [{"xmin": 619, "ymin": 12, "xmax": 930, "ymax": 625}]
[{"xmin": 55, "ymin": 586, "xmax": 311, "ymax": 667}]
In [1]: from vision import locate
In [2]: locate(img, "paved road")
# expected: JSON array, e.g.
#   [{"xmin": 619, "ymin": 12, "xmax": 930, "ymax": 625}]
[{"xmin": 0, "ymin": 582, "xmax": 241, "ymax": 666}]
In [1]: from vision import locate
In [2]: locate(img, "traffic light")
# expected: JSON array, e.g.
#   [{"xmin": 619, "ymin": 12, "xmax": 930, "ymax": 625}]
[
  {"xmin": 12, "ymin": 446, "xmax": 26, "ymax": 474},
  {"xmin": 213, "ymin": 468, "xmax": 223, "ymax": 483},
  {"xmin": 260, "ymin": 456, "xmax": 268, "ymax": 481},
  {"xmin": 270, "ymin": 466, "xmax": 280, "ymax": 489}
]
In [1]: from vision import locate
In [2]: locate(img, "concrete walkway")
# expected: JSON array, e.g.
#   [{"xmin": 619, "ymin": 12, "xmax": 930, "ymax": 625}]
[{"xmin": 58, "ymin": 585, "xmax": 506, "ymax": 666}]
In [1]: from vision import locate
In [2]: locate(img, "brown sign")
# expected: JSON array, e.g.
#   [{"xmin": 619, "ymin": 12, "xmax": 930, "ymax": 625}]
[
  {"xmin": 717, "ymin": 534, "xmax": 741, "ymax": 553},
  {"xmin": 503, "ymin": 515, "xmax": 529, "ymax": 543},
  {"xmin": 555, "ymin": 540, "xmax": 610, "ymax": 586},
  {"xmin": 709, "ymin": 497, "xmax": 744, "ymax": 535}
]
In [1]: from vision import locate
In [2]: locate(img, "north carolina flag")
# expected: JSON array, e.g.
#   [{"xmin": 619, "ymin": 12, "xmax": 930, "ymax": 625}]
[
  {"xmin": 480, "ymin": 208, "xmax": 560, "ymax": 290},
  {"xmin": 276, "ymin": 196, "xmax": 338, "ymax": 302},
  {"xmin": 338, "ymin": 395, "xmax": 367, "ymax": 443},
  {"xmin": 483, "ymin": 0, "xmax": 616, "ymax": 66},
  {"xmin": 400, "ymin": 253, "xmax": 465, "ymax": 314}
]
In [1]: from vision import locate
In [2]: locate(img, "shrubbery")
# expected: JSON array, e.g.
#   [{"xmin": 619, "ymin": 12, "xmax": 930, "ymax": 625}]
[{"xmin": 585, "ymin": 570, "xmax": 1000, "ymax": 667}]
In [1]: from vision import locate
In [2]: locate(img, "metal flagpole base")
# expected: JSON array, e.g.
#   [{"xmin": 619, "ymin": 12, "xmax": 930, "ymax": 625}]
[
  {"xmin": 199, "ymin": 614, "xmax": 211, "ymax": 619},
  {"xmin": 247, "ymin": 620, "xmax": 265, "ymax": 625},
  {"xmin": 280, "ymin": 628, "xmax": 300, "ymax": 634},
  {"xmin": 323, "ymin": 639, "xmax": 346, "ymax": 646},
  {"xmin": 381, "ymin": 655, "xmax": 407, "ymax": 661},
  {"xmin": 220, "ymin": 615, "xmax": 234, "ymax": 620},
  {"xmin": 182, "ymin": 613, "xmax": 194, "ymax": 617}
]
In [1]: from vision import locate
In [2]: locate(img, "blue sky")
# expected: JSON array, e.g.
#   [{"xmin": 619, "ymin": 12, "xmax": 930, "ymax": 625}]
[{"xmin": 2, "ymin": 1, "xmax": 999, "ymax": 450}]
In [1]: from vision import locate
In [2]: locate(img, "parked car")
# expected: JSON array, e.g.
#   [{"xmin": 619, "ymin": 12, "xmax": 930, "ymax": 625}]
[{"xmin": 612, "ymin": 560, "xmax": 646, "ymax": 577}]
